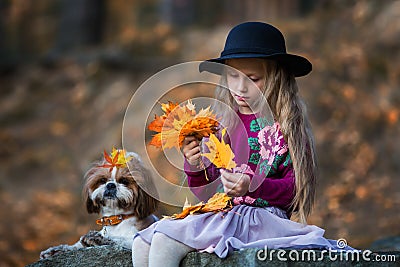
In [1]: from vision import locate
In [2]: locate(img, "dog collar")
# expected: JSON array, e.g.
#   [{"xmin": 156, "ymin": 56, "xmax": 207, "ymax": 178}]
[{"xmin": 96, "ymin": 213, "xmax": 135, "ymax": 226}]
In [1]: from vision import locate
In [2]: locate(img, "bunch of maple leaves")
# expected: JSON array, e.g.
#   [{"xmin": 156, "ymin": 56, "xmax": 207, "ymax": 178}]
[
  {"xmin": 148, "ymin": 100, "xmax": 219, "ymax": 149},
  {"xmin": 164, "ymin": 192, "xmax": 233, "ymax": 219}
]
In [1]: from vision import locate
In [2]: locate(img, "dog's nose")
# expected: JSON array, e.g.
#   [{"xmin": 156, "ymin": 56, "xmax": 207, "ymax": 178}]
[
  {"xmin": 104, "ymin": 182, "xmax": 117, "ymax": 198},
  {"xmin": 106, "ymin": 183, "xmax": 116, "ymax": 190}
]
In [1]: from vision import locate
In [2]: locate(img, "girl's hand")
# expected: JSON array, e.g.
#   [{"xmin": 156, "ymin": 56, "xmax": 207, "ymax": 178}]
[
  {"xmin": 220, "ymin": 169, "xmax": 250, "ymax": 197},
  {"xmin": 181, "ymin": 136, "xmax": 201, "ymax": 166}
]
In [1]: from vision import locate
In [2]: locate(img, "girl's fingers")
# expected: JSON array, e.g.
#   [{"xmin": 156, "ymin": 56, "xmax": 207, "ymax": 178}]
[
  {"xmin": 185, "ymin": 151, "xmax": 201, "ymax": 166},
  {"xmin": 183, "ymin": 145, "xmax": 200, "ymax": 158},
  {"xmin": 182, "ymin": 138, "xmax": 201, "ymax": 165},
  {"xmin": 182, "ymin": 140, "xmax": 200, "ymax": 153},
  {"xmin": 182, "ymin": 137, "xmax": 197, "ymax": 151},
  {"xmin": 185, "ymin": 136, "xmax": 197, "ymax": 141},
  {"xmin": 221, "ymin": 172, "xmax": 240, "ymax": 196},
  {"xmin": 182, "ymin": 138, "xmax": 200, "ymax": 157},
  {"xmin": 220, "ymin": 170, "xmax": 250, "ymax": 196},
  {"xmin": 187, "ymin": 150, "xmax": 201, "ymax": 159},
  {"xmin": 220, "ymin": 170, "xmax": 237, "ymax": 183},
  {"xmin": 182, "ymin": 139, "xmax": 200, "ymax": 151},
  {"xmin": 222, "ymin": 180, "xmax": 236, "ymax": 195},
  {"xmin": 183, "ymin": 136, "xmax": 198, "ymax": 145},
  {"xmin": 221, "ymin": 170, "xmax": 247, "ymax": 183},
  {"xmin": 188, "ymin": 140, "xmax": 200, "ymax": 150},
  {"xmin": 220, "ymin": 172, "xmax": 235, "ymax": 189}
]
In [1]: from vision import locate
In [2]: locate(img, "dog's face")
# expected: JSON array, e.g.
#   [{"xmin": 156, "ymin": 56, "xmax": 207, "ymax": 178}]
[{"xmin": 83, "ymin": 153, "xmax": 158, "ymax": 219}]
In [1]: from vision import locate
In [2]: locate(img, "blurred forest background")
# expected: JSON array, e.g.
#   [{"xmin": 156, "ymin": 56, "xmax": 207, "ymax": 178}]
[{"xmin": 1, "ymin": 0, "xmax": 399, "ymax": 266}]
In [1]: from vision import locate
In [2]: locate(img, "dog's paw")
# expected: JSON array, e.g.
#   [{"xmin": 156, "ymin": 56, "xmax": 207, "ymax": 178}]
[
  {"xmin": 40, "ymin": 244, "xmax": 74, "ymax": 259},
  {"xmin": 79, "ymin": 230, "xmax": 116, "ymax": 247}
]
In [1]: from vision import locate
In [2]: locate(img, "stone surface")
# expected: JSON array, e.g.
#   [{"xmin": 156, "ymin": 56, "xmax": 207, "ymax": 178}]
[
  {"xmin": 27, "ymin": 246, "xmax": 131, "ymax": 267},
  {"xmin": 370, "ymin": 236, "xmax": 400, "ymax": 252},
  {"xmin": 26, "ymin": 245, "xmax": 400, "ymax": 267}
]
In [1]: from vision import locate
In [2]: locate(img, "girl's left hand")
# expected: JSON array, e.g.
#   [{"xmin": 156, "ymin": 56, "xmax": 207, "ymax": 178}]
[{"xmin": 220, "ymin": 169, "xmax": 250, "ymax": 197}]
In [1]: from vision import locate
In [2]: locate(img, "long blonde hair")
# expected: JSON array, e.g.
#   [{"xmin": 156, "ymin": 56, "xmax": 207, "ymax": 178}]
[{"xmin": 212, "ymin": 59, "xmax": 317, "ymax": 223}]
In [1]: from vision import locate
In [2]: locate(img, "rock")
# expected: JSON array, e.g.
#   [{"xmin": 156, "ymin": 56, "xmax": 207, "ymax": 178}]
[
  {"xmin": 370, "ymin": 236, "xmax": 400, "ymax": 252},
  {"xmin": 26, "ymin": 245, "xmax": 400, "ymax": 267},
  {"xmin": 26, "ymin": 246, "xmax": 131, "ymax": 267}
]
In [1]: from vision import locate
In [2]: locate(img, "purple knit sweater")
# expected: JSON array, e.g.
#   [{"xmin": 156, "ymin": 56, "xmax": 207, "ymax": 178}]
[{"xmin": 185, "ymin": 112, "xmax": 295, "ymax": 212}]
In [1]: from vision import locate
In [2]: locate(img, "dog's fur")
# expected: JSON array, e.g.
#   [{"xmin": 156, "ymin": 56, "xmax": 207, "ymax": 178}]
[{"xmin": 40, "ymin": 152, "xmax": 158, "ymax": 259}]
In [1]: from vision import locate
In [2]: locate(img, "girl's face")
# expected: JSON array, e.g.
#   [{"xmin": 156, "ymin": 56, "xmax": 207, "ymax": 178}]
[{"xmin": 225, "ymin": 58, "xmax": 266, "ymax": 114}]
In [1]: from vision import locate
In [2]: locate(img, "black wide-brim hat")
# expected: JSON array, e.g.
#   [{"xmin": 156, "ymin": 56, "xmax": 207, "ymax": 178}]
[{"xmin": 199, "ymin": 22, "xmax": 312, "ymax": 77}]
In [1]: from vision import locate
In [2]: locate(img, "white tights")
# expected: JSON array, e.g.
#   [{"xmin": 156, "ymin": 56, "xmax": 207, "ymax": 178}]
[{"xmin": 132, "ymin": 233, "xmax": 195, "ymax": 267}]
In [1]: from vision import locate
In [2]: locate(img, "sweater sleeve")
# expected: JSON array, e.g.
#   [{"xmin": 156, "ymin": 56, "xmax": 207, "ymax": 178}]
[{"xmin": 247, "ymin": 157, "xmax": 295, "ymax": 210}]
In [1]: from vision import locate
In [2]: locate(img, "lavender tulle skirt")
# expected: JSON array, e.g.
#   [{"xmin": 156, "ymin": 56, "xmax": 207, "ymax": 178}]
[{"xmin": 135, "ymin": 205, "xmax": 353, "ymax": 258}]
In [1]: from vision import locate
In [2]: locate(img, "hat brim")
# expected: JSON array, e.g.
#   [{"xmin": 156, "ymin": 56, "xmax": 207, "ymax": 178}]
[{"xmin": 199, "ymin": 53, "xmax": 312, "ymax": 77}]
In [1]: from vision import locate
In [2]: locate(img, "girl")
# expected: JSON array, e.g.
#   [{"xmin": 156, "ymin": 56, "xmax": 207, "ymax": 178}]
[{"xmin": 133, "ymin": 22, "xmax": 348, "ymax": 267}]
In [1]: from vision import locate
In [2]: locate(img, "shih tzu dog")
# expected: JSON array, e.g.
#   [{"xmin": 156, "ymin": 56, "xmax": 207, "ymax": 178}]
[{"xmin": 40, "ymin": 149, "xmax": 159, "ymax": 259}]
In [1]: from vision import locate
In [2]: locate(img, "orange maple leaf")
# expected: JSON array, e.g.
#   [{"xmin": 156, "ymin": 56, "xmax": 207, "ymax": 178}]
[{"xmin": 202, "ymin": 128, "xmax": 237, "ymax": 170}]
